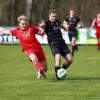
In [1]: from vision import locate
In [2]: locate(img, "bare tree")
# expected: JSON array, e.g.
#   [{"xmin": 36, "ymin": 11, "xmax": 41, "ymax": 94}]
[
  {"xmin": 9, "ymin": 0, "xmax": 16, "ymax": 25},
  {"xmin": 50, "ymin": 0, "xmax": 55, "ymax": 9},
  {"xmin": 26, "ymin": 0, "xmax": 33, "ymax": 23}
]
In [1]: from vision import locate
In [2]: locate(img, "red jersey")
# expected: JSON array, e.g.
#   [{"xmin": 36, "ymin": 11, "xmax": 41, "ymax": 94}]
[
  {"xmin": 10, "ymin": 24, "xmax": 42, "ymax": 51},
  {"xmin": 95, "ymin": 19, "xmax": 100, "ymax": 33}
]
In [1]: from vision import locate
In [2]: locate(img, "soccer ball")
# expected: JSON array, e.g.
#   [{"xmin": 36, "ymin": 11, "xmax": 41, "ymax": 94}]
[{"xmin": 57, "ymin": 68, "xmax": 67, "ymax": 79}]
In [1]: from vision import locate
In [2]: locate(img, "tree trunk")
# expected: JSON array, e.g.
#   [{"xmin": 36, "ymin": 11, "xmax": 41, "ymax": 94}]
[
  {"xmin": 26, "ymin": 0, "xmax": 33, "ymax": 23},
  {"xmin": 9, "ymin": 0, "xmax": 16, "ymax": 25},
  {"xmin": 50, "ymin": 0, "xmax": 55, "ymax": 9}
]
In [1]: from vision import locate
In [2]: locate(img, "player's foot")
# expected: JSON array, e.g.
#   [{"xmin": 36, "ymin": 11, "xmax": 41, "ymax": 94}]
[
  {"xmin": 56, "ymin": 77, "xmax": 61, "ymax": 80},
  {"xmin": 75, "ymin": 45, "xmax": 78, "ymax": 51},
  {"xmin": 55, "ymin": 66, "xmax": 61, "ymax": 80},
  {"xmin": 37, "ymin": 71, "xmax": 42, "ymax": 79},
  {"xmin": 62, "ymin": 63, "xmax": 68, "ymax": 69},
  {"xmin": 72, "ymin": 52, "xmax": 74, "ymax": 56},
  {"xmin": 97, "ymin": 47, "xmax": 100, "ymax": 50},
  {"xmin": 37, "ymin": 68, "xmax": 46, "ymax": 79},
  {"xmin": 39, "ymin": 68, "xmax": 46, "ymax": 77}
]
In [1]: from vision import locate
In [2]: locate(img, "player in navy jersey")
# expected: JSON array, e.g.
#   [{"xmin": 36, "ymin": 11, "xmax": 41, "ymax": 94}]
[
  {"xmin": 63, "ymin": 8, "xmax": 81, "ymax": 56},
  {"xmin": 39, "ymin": 9, "xmax": 73, "ymax": 79}
]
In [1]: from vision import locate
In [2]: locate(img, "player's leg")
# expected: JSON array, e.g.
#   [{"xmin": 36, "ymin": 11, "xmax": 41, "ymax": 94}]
[
  {"xmin": 37, "ymin": 50, "xmax": 48, "ymax": 73},
  {"xmin": 71, "ymin": 37, "xmax": 77, "ymax": 56},
  {"xmin": 50, "ymin": 43, "xmax": 61, "ymax": 79},
  {"xmin": 24, "ymin": 49, "xmax": 45, "ymax": 79},
  {"xmin": 96, "ymin": 32, "xmax": 100, "ymax": 49},
  {"xmin": 29, "ymin": 53, "xmax": 46, "ymax": 79},
  {"xmin": 54, "ymin": 53, "xmax": 61, "ymax": 79},
  {"xmin": 63, "ymin": 53, "xmax": 73, "ymax": 69},
  {"xmin": 40, "ymin": 61, "xmax": 48, "ymax": 73},
  {"xmin": 60, "ymin": 43, "xmax": 73, "ymax": 69},
  {"xmin": 97, "ymin": 38, "xmax": 100, "ymax": 49},
  {"xmin": 68, "ymin": 31, "xmax": 76, "ymax": 56},
  {"xmin": 69, "ymin": 31, "xmax": 78, "ymax": 56},
  {"xmin": 97, "ymin": 33, "xmax": 100, "ymax": 49}
]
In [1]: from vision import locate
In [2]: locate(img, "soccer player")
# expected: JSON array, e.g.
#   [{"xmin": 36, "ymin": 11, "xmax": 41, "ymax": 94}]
[
  {"xmin": 63, "ymin": 8, "xmax": 81, "ymax": 56},
  {"xmin": 39, "ymin": 9, "xmax": 73, "ymax": 80},
  {"xmin": 0, "ymin": 15, "xmax": 47, "ymax": 79},
  {"xmin": 90, "ymin": 13, "xmax": 100, "ymax": 50}
]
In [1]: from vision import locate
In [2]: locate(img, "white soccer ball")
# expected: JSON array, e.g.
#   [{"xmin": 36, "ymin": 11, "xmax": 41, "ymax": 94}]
[{"xmin": 57, "ymin": 68, "xmax": 67, "ymax": 79}]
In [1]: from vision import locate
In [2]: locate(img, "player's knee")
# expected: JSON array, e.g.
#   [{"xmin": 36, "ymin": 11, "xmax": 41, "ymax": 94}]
[
  {"xmin": 68, "ymin": 58, "xmax": 73, "ymax": 64},
  {"xmin": 29, "ymin": 54, "xmax": 37, "ymax": 62},
  {"xmin": 66, "ymin": 55, "xmax": 73, "ymax": 64}
]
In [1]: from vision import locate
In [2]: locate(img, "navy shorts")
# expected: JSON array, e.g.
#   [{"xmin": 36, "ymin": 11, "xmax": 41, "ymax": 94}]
[
  {"xmin": 49, "ymin": 41, "xmax": 70, "ymax": 57},
  {"xmin": 68, "ymin": 30, "xmax": 78, "ymax": 41}
]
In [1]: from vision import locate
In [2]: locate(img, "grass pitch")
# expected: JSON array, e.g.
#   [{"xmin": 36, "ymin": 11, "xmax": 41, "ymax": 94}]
[{"xmin": 0, "ymin": 45, "xmax": 100, "ymax": 100}]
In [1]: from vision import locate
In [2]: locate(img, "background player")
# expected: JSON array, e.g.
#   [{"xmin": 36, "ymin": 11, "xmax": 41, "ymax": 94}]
[
  {"xmin": 39, "ymin": 9, "xmax": 73, "ymax": 79},
  {"xmin": 63, "ymin": 8, "xmax": 81, "ymax": 56},
  {"xmin": 0, "ymin": 15, "xmax": 47, "ymax": 79},
  {"xmin": 90, "ymin": 13, "xmax": 100, "ymax": 50}
]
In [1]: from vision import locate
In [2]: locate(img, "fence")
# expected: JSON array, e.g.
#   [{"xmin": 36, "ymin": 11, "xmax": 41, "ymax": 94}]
[{"xmin": 0, "ymin": 27, "xmax": 97, "ymax": 44}]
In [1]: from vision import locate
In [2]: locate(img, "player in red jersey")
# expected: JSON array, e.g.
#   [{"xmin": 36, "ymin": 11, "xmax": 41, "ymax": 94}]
[
  {"xmin": 0, "ymin": 15, "xmax": 48, "ymax": 79},
  {"xmin": 90, "ymin": 13, "xmax": 100, "ymax": 50}
]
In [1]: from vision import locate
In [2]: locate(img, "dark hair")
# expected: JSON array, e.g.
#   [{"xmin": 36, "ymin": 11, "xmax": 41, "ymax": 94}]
[
  {"xmin": 69, "ymin": 8, "xmax": 75, "ymax": 11},
  {"xmin": 49, "ymin": 9, "xmax": 57, "ymax": 15}
]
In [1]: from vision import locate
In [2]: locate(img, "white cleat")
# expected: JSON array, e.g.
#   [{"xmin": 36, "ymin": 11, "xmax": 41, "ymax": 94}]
[
  {"xmin": 37, "ymin": 68, "xmax": 46, "ymax": 79},
  {"xmin": 37, "ymin": 71, "xmax": 42, "ymax": 79}
]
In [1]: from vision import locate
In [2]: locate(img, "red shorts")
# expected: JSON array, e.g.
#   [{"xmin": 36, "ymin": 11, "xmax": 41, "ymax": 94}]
[
  {"xmin": 24, "ymin": 48, "xmax": 46, "ymax": 62},
  {"xmin": 96, "ymin": 31, "xmax": 100, "ymax": 38}
]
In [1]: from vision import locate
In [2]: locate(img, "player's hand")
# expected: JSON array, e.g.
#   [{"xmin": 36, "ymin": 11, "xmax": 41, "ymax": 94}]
[{"xmin": 39, "ymin": 20, "xmax": 45, "ymax": 28}]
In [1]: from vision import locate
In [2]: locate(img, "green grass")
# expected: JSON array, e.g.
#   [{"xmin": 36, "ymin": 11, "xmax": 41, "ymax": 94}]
[{"xmin": 0, "ymin": 45, "xmax": 100, "ymax": 100}]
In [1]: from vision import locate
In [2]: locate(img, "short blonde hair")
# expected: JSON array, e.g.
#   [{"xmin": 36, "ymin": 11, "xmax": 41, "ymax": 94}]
[{"xmin": 17, "ymin": 15, "xmax": 28, "ymax": 22}]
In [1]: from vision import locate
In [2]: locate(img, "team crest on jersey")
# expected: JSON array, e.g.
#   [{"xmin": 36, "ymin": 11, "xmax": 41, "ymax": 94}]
[
  {"xmin": 69, "ymin": 18, "xmax": 72, "ymax": 21},
  {"xmin": 23, "ymin": 32, "xmax": 30, "ymax": 38},
  {"xmin": 73, "ymin": 18, "xmax": 76, "ymax": 21},
  {"xmin": 56, "ymin": 22, "xmax": 59, "ymax": 25},
  {"xmin": 53, "ymin": 26, "xmax": 60, "ymax": 30}
]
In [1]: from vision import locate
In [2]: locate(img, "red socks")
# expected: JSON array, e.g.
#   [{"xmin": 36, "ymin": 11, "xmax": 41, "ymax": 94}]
[{"xmin": 32, "ymin": 59, "xmax": 43, "ymax": 71}]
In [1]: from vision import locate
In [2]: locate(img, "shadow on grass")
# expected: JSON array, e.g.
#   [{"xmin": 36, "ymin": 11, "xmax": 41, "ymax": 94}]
[
  {"xmin": 49, "ymin": 77, "xmax": 100, "ymax": 82},
  {"xmin": 67, "ymin": 77, "xmax": 100, "ymax": 81}
]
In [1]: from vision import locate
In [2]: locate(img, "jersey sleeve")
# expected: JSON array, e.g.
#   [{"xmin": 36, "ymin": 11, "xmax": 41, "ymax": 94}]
[
  {"xmin": 10, "ymin": 28, "xmax": 17, "ymax": 36},
  {"xmin": 77, "ymin": 17, "xmax": 80, "ymax": 22},
  {"xmin": 64, "ymin": 16, "xmax": 69, "ymax": 22},
  {"xmin": 57, "ymin": 20, "xmax": 61, "ymax": 26},
  {"xmin": 29, "ymin": 24, "xmax": 40, "ymax": 34},
  {"xmin": 94, "ymin": 19, "xmax": 97, "ymax": 26},
  {"xmin": 45, "ymin": 20, "xmax": 49, "ymax": 33}
]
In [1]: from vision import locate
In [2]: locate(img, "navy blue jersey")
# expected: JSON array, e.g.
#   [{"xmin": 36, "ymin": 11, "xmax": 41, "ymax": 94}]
[
  {"xmin": 45, "ymin": 20, "xmax": 64, "ymax": 44},
  {"xmin": 64, "ymin": 16, "xmax": 80, "ymax": 31}
]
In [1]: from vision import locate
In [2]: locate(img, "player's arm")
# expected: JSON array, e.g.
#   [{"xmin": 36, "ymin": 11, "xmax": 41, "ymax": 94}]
[
  {"xmin": 38, "ymin": 20, "xmax": 46, "ymax": 36},
  {"xmin": 0, "ymin": 27, "xmax": 11, "ymax": 35},
  {"xmin": 62, "ymin": 20, "xmax": 69, "ymax": 31},
  {"xmin": 90, "ymin": 19, "xmax": 96, "ymax": 29},
  {"xmin": 77, "ymin": 21, "xmax": 84, "ymax": 28},
  {"xmin": 60, "ymin": 24, "xmax": 67, "ymax": 31}
]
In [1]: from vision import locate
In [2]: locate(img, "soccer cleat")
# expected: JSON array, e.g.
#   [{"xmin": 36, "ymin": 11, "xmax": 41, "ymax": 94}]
[
  {"xmin": 56, "ymin": 77, "xmax": 61, "ymax": 80},
  {"xmin": 55, "ymin": 66, "xmax": 61, "ymax": 80},
  {"xmin": 37, "ymin": 68, "xmax": 46, "ymax": 79},
  {"xmin": 97, "ymin": 47, "xmax": 100, "ymax": 50},
  {"xmin": 39, "ymin": 68, "xmax": 46, "ymax": 77},
  {"xmin": 37, "ymin": 71, "xmax": 42, "ymax": 79}
]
